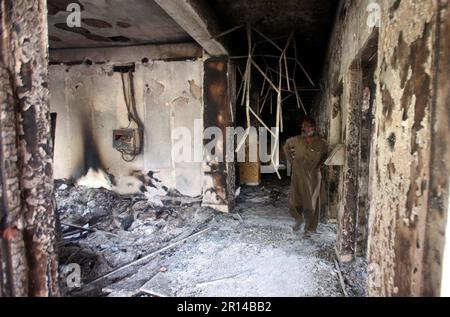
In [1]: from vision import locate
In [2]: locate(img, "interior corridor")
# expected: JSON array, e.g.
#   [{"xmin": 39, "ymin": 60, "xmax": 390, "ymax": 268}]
[{"xmin": 0, "ymin": 0, "xmax": 449, "ymax": 298}]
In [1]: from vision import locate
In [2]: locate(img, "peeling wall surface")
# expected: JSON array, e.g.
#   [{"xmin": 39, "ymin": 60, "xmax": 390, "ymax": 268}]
[
  {"xmin": 0, "ymin": 0, "xmax": 59, "ymax": 296},
  {"xmin": 49, "ymin": 45, "xmax": 204, "ymax": 197},
  {"xmin": 317, "ymin": 0, "xmax": 449, "ymax": 296}
]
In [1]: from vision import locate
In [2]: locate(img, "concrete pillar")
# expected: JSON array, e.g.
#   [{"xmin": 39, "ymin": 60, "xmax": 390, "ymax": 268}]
[
  {"xmin": 202, "ymin": 56, "xmax": 236, "ymax": 212},
  {"xmin": 0, "ymin": 0, "xmax": 59, "ymax": 296},
  {"xmin": 336, "ymin": 69, "xmax": 362, "ymax": 263}
]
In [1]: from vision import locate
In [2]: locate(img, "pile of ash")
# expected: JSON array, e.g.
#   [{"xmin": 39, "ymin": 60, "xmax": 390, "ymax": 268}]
[{"xmin": 54, "ymin": 180, "xmax": 214, "ymax": 296}]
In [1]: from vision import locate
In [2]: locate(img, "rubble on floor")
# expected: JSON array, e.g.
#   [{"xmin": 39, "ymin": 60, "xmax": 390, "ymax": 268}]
[
  {"xmin": 55, "ymin": 178, "xmax": 367, "ymax": 297},
  {"xmin": 56, "ymin": 179, "xmax": 212, "ymax": 296},
  {"xmin": 339, "ymin": 257, "xmax": 367, "ymax": 297}
]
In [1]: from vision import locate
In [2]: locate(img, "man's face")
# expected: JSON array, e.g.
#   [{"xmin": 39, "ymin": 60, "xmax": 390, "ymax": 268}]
[{"xmin": 301, "ymin": 121, "xmax": 315, "ymax": 136}]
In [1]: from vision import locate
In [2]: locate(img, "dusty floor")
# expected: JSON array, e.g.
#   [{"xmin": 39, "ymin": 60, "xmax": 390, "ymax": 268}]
[{"xmin": 56, "ymin": 177, "xmax": 366, "ymax": 297}]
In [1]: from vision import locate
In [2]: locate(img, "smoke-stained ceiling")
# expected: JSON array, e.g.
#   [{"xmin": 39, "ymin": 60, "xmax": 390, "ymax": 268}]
[
  {"xmin": 209, "ymin": 0, "xmax": 338, "ymax": 40},
  {"xmin": 47, "ymin": 0, "xmax": 193, "ymax": 49},
  {"xmin": 47, "ymin": 0, "xmax": 340, "ymax": 127},
  {"xmin": 47, "ymin": 0, "xmax": 338, "ymax": 63}
]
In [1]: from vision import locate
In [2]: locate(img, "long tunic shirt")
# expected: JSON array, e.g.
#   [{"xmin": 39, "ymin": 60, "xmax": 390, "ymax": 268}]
[{"xmin": 284, "ymin": 136, "xmax": 328, "ymax": 214}]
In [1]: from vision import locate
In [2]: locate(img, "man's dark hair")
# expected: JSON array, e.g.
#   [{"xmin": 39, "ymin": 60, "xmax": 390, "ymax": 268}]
[{"xmin": 302, "ymin": 117, "xmax": 316, "ymax": 128}]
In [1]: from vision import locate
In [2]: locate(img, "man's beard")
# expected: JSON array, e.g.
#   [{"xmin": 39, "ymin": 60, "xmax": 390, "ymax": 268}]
[{"xmin": 302, "ymin": 131, "xmax": 315, "ymax": 137}]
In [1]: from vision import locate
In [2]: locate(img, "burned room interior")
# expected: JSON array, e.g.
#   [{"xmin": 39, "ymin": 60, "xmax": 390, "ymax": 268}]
[{"xmin": 0, "ymin": 0, "xmax": 449, "ymax": 298}]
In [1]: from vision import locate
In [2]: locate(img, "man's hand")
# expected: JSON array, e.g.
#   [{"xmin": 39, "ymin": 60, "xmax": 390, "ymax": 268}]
[{"xmin": 289, "ymin": 148, "xmax": 295, "ymax": 160}]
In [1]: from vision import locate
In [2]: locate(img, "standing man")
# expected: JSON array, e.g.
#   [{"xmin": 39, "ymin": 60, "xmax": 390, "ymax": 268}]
[{"xmin": 283, "ymin": 118, "xmax": 328, "ymax": 237}]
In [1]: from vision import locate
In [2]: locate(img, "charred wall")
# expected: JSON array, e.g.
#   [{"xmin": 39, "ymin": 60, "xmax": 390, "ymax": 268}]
[
  {"xmin": 0, "ymin": 0, "xmax": 59, "ymax": 296},
  {"xmin": 49, "ymin": 44, "xmax": 205, "ymax": 197},
  {"xmin": 317, "ymin": 0, "xmax": 449, "ymax": 296}
]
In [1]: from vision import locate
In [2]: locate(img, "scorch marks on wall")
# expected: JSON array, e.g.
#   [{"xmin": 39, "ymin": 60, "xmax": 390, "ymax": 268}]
[{"xmin": 49, "ymin": 47, "xmax": 204, "ymax": 197}]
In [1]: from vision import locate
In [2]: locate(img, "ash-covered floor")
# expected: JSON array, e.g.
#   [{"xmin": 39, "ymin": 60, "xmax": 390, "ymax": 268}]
[{"xmin": 56, "ymin": 177, "xmax": 366, "ymax": 297}]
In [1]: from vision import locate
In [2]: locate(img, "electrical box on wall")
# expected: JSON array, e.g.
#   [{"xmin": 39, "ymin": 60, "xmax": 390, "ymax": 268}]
[
  {"xmin": 113, "ymin": 63, "xmax": 135, "ymax": 73},
  {"xmin": 113, "ymin": 129, "xmax": 137, "ymax": 152}
]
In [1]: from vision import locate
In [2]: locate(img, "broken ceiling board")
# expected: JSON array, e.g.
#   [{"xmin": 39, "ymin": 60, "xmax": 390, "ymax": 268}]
[
  {"xmin": 208, "ymin": 0, "xmax": 339, "ymax": 87},
  {"xmin": 47, "ymin": 0, "xmax": 193, "ymax": 49},
  {"xmin": 154, "ymin": 0, "xmax": 228, "ymax": 56}
]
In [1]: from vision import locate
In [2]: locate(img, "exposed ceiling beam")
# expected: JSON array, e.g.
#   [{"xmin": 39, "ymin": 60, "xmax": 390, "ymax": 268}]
[{"xmin": 154, "ymin": 0, "xmax": 228, "ymax": 56}]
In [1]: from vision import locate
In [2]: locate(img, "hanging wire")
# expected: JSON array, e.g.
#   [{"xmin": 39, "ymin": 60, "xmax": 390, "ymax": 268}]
[{"xmin": 118, "ymin": 71, "xmax": 145, "ymax": 162}]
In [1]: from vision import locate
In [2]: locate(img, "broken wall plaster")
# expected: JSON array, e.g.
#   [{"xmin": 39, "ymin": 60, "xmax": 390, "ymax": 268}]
[{"xmin": 189, "ymin": 80, "xmax": 202, "ymax": 100}]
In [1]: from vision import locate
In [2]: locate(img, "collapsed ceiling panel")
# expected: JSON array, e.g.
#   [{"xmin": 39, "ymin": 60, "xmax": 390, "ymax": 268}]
[{"xmin": 206, "ymin": 0, "xmax": 340, "ymax": 116}]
